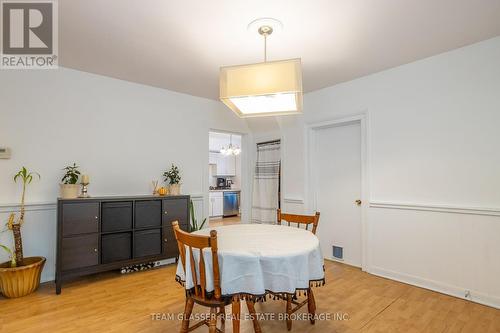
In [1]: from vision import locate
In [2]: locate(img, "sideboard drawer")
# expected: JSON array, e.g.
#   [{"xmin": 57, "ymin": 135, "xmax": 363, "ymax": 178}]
[
  {"xmin": 101, "ymin": 232, "xmax": 132, "ymax": 264},
  {"xmin": 62, "ymin": 234, "xmax": 99, "ymax": 271},
  {"xmin": 101, "ymin": 201, "xmax": 133, "ymax": 232},
  {"xmin": 135, "ymin": 200, "xmax": 162, "ymax": 228},
  {"xmin": 134, "ymin": 229, "xmax": 161, "ymax": 258},
  {"xmin": 62, "ymin": 202, "xmax": 99, "ymax": 236}
]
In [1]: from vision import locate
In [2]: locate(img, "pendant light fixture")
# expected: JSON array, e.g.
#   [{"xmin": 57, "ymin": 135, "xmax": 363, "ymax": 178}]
[
  {"xmin": 220, "ymin": 18, "xmax": 303, "ymax": 118},
  {"xmin": 220, "ymin": 134, "xmax": 241, "ymax": 156}
]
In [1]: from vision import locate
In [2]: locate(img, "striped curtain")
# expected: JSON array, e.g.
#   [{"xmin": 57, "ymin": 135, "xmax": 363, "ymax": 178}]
[{"xmin": 251, "ymin": 141, "xmax": 280, "ymax": 224}]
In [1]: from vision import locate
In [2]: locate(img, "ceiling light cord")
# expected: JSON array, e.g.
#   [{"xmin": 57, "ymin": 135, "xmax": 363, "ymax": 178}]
[
  {"xmin": 258, "ymin": 25, "xmax": 273, "ymax": 63},
  {"xmin": 264, "ymin": 33, "xmax": 267, "ymax": 62}
]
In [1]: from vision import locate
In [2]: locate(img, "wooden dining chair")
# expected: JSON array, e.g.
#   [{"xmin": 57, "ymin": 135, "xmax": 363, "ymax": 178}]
[
  {"xmin": 277, "ymin": 209, "xmax": 320, "ymax": 235},
  {"xmin": 276, "ymin": 209, "xmax": 321, "ymax": 331},
  {"xmin": 172, "ymin": 221, "xmax": 261, "ymax": 333}
]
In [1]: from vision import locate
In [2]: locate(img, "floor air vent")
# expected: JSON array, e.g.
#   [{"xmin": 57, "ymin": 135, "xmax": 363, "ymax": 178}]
[{"xmin": 333, "ymin": 246, "xmax": 343, "ymax": 260}]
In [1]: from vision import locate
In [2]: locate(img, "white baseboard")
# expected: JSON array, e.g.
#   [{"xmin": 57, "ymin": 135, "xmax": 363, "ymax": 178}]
[
  {"xmin": 324, "ymin": 256, "xmax": 362, "ymax": 269},
  {"xmin": 157, "ymin": 258, "xmax": 176, "ymax": 266},
  {"xmin": 369, "ymin": 266, "xmax": 500, "ymax": 309}
]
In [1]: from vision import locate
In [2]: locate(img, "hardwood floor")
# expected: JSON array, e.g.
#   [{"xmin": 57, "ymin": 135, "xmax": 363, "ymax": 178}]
[
  {"xmin": 0, "ymin": 261, "xmax": 498, "ymax": 333},
  {"xmin": 209, "ymin": 215, "xmax": 241, "ymax": 227}
]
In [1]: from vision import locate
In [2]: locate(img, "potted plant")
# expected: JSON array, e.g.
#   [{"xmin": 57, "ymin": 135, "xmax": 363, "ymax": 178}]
[
  {"xmin": 189, "ymin": 200, "xmax": 206, "ymax": 232},
  {"xmin": 163, "ymin": 164, "xmax": 181, "ymax": 195},
  {"xmin": 60, "ymin": 163, "xmax": 80, "ymax": 199},
  {"xmin": 0, "ymin": 167, "xmax": 46, "ymax": 298}
]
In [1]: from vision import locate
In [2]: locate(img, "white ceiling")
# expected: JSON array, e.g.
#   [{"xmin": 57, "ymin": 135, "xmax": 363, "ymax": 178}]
[{"xmin": 60, "ymin": 0, "xmax": 500, "ymax": 100}]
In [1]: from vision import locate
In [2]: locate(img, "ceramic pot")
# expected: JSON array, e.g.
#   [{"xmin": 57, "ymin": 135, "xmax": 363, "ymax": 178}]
[
  {"xmin": 169, "ymin": 184, "xmax": 181, "ymax": 195},
  {"xmin": 60, "ymin": 184, "xmax": 80, "ymax": 199},
  {"xmin": 0, "ymin": 256, "xmax": 46, "ymax": 298}
]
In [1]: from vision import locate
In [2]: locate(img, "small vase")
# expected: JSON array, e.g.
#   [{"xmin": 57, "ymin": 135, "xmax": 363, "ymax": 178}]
[
  {"xmin": 169, "ymin": 184, "xmax": 181, "ymax": 195},
  {"xmin": 60, "ymin": 184, "xmax": 80, "ymax": 199}
]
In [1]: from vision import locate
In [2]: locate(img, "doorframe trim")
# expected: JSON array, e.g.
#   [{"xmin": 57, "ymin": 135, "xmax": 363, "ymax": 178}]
[{"xmin": 305, "ymin": 112, "xmax": 370, "ymax": 272}]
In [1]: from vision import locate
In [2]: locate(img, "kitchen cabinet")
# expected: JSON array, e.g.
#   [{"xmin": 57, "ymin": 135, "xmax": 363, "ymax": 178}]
[
  {"xmin": 209, "ymin": 191, "xmax": 223, "ymax": 217},
  {"xmin": 221, "ymin": 155, "xmax": 236, "ymax": 176},
  {"xmin": 209, "ymin": 152, "xmax": 218, "ymax": 165},
  {"xmin": 210, "ymin": 152, "xmax": 236, "ymax": 176}
]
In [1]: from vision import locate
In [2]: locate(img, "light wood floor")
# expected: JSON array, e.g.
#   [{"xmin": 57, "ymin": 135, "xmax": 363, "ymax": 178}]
[
  {"xmin": 209, "ymin": 215, "xmax": 241, "ymax": 227},
  {"xmin": 0, "ymin": 261, "xmax": 498, "ymax": 333}
]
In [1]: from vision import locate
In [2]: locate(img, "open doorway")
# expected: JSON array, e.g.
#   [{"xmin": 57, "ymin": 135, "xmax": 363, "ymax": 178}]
[{"xmin": 208, "ymin": 131, "xmax": 242, "ymax": 227}]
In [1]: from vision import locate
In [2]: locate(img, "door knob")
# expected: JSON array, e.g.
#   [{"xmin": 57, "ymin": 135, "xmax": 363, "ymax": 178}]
[{"xmin": 355, "ymin": 199, "xmax": 362, "ymax": 206}]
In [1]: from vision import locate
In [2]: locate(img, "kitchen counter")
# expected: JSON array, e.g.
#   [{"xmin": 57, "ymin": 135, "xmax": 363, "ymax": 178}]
[{"xmin": 209, "ymin": 189, "xmax": 240, "ymax": 192}]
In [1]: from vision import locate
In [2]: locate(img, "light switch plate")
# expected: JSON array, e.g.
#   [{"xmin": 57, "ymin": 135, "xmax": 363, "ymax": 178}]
[{"xmin": 0, "ymin": 147, "xmax": 11, "ymax": 159}]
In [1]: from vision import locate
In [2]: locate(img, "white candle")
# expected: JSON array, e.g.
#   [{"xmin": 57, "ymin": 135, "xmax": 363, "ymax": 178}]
[{"xmin": 81, "ymin": 174, "xmax": 89, "ymax": 184}]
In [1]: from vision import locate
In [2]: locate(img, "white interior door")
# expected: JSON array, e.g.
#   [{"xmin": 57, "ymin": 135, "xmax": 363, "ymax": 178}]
[{"xmin": 313, "ymin": 122, "xmax": 362, "ymax": 267}]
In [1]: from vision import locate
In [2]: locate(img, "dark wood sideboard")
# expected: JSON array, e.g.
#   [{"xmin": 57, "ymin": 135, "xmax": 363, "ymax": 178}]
[{"xmin": 56, "ymin": 195, "xmax": 190, "ymax": 294}]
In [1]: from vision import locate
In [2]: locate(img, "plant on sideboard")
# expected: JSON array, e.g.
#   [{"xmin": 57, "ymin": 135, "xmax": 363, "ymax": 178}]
[
  {"xmin": 60, "ymin": 163, "xmax": 80, "ymax": 199},
  {"xmin": 189, "ymin": 200, "xmax": 207, "ymax": 232},
  {"xmin": 0, "ymin": 167, "xmax": 46, "ymax": 298},
  {"xmin": 163, "ymin": 164, "xmax": 182, "ymax": 195}
]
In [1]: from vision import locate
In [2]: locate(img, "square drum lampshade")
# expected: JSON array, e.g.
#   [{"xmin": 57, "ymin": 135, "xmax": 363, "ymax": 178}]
[{"xmin": 220, "ymin": 58, "xmax": 303, "ymax": 118}]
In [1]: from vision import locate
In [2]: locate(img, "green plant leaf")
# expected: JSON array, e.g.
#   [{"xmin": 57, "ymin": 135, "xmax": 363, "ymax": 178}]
[{"xmin": 0, "ymin": 244, "xmax": 12, "ymax": 255}]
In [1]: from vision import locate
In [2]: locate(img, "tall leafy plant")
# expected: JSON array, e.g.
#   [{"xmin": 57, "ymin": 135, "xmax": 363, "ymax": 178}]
[
  {"xmin": 1, "ymin": 167, "xmax": 40, "ymax": 267},
  {"xmin": 189, "ymin": 200, "xmax": 206, "ymax": 232}
]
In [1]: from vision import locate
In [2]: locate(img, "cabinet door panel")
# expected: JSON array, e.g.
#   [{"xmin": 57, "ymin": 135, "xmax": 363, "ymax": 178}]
[
  {"xmin": 101, "ymin": 201, "xmax": 133, "ymax": 232},
  {"xmin": 162, "ymin": 197, "xmax": 189, "ymax": 258},
  {"xmin": 214, "ymin": 197, "xmax": 223, "ymax": 216},
  {"xmin": 162, "ymin": 198, "xmax": 189, "ymax": 227},
  {"xmin": 209, "ymin": 198, "xmax": 214, "ymax": 217},
  {"xmin": 62, "ymin": 234, "xmax": 99, "ymax": 271},
  {"xmin": 226, "ymin": 156, "xmax": 236, "ymax": 176},
  {"xmin": 62, "ymin": 202, "xmax": 99, "ymax": 236},
  {"xmin": 163, "ymin": 223, "xmax": 188, "ymax": 258},
  {"xmin": 101, "ymin": 232, "xmax": 132, "ymax": 264},
  {"xmin": 135, "ymin": 200, "xmax": 162, "ymax": 228},
  {"xmin": 216, "ymin": 153, "xmax": 225, "ymax": 175},
  {"xmin": 135, "ymin": 229, "xmax": 162, "ymax": 258}
]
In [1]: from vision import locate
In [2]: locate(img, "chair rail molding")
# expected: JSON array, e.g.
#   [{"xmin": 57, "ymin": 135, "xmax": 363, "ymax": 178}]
[
  {"xmin": 369, "ymin": 200, "xmax": 500, "ymax": 217},
  {"xmin": 0, "ymin": 193, "xmax": 205, "ymax": 215},
  {"xmin": 283, "ymin": 198, "xmax": 304, "ymax": 205},
  {"xmin": 0, "ymin": 202, "xmax": 56, "ymax": 213}
]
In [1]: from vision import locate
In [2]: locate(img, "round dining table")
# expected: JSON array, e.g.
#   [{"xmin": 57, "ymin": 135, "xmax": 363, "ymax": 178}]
[{"xmin": 175, "ymin": 224, "xmax": 325, "ymax": 332}]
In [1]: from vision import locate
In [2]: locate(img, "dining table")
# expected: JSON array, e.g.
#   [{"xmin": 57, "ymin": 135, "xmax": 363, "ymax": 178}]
[{"xmin": 175, "ymin": 223, "xmax": 325, "ymax": 332}]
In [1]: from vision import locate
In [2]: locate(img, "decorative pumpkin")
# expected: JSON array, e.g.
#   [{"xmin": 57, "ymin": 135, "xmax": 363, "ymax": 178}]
[{"xmin": 157, "ymin": 187, "xmax": 168, "ymax": 196}]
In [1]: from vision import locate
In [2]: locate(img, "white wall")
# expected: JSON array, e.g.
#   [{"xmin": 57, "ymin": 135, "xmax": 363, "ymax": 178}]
[
  {"xmin": 0, "ymin": 68, "xmax": 249, "ymax": 282},
  {"xmin": 279, "ymin": 37, "xmax": 500, "ymax": 308}
]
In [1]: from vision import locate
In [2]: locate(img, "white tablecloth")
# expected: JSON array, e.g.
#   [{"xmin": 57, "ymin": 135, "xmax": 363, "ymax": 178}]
[{"xmin": 175, "ymin": 224, "xmax": 324, "ymax": 297}]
